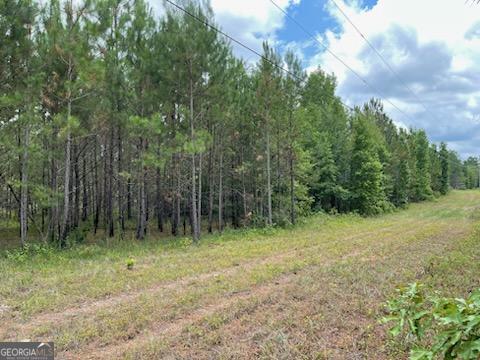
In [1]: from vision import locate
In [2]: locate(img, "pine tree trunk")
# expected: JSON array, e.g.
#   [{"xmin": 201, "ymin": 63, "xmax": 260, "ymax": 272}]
[
  {"xmin": 218, "ymin": 151, "xmax": 223, "ymax": 232},
  {"xmin": 136, "ymin": 138, "xmax": 147, "ymax": 240},
  {"xmin": 207, "ymin": 140, "xmax": 215, "ymax": 233},
  {"xmin": 20, "ymin": 125, "xmax": 29, "ymax": 248},
  {"xmin": 60, "ymin": 90, "xmax": 72, "ymax": 245},
  {"xmin": 266, "ymin": 126, "xmax": 273, "ymax": 226},
  {"xmin": 197, "ymin": 152, "xmax": 202, "ymax": 230},
  {"xmin": 107, "ymin": 128, "xmax": 114, "ymax": 237},
  {"xmin": 73, "ymin": 142, "xmax": 79, "ymax": 229},
  {"xmin": 156, "ymin": 167, "xmax": 163, "ymax": 232},
  {"xmin": 118, "ymin": 126, "xmax": 125, "ymax": 236},
  {"xmin": 173, "ymin": 156, "xmax": 181, "ymax": 236},
  {"xmin": 93, "ymin": 137, "xmax": 101, "ymax": 234},
  {"xmin": 127, "ymin": 158, "xmax": 132, "ymax": 221},
  {"xmin": 241, "ymin": 147, "xmax": 247, "ymax": 224},
  {"xmin": 102, "ymin": 143, "xmax": 108, "ymax": 232},
  {"xmin": 189, "ymin": 75, "xmax": 199, "ymax": 242},
  {"xmin": 289, "ymin": 111, "xmax": 295, "ymax": 225},
  {"xmin": 49, "ymin": 133, "xmax": 58, "ymax": 243},
  {"xmin": 289, "ymin": 149, "xmax": 295, "ymax": 225},
  {"xmin": 81, "ymin": 154, "xmax": 88, "ymax": 222}
]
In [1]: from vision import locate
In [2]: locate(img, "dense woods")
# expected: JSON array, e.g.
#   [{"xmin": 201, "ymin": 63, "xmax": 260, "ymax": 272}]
[{"xmin": 1, "ymin": 0, "xmax": 478, "ymax": 248}]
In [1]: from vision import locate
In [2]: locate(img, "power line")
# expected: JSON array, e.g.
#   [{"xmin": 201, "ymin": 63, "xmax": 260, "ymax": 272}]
[
  {"xmin": 329, "ymin": 0, "xmax": 431, "ymax": 114},
  {"xmin": 268, "ymin": 0, "xmax": 414, "ymax": 123},
  {"xmin": 163, "ymin": 0, "xmax": 354, "ymax": 112},
  {"xmin": 164, "ymin": 0, "xmax": 359, "ymax": 146}
]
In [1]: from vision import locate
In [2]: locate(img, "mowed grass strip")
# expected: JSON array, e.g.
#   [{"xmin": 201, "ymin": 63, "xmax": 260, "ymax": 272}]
[
  {"xmin": 0, "ymin": 191, "xmax": 478, "ymax": 359},
  {"xmin": 118, "ymin": 203, "xmax": 479, "ymax": 359},
  {"xmin": 0, "ymin": 206, "xmax": 424, "ymax": 317},
  {"xmin": 4, "ymin": 215, "xmax": 425, "ymax": 344}
]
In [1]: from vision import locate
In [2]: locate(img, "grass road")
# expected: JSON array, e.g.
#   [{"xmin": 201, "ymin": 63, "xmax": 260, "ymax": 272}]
[{"xmin": 1, "ymin": 190, "xmax": 479, "ymax": 359}]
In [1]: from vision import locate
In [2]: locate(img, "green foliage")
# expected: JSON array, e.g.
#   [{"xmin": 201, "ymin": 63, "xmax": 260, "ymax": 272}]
[
  {"xmin": 463, "ymin": 157, "xmax": 479, "ymax": 190},
  {"xmin": 413, "ymin": 130, "xmax": 434, "ymax": 201},
  {"xmin": 126, "ymin": 257, "xmax": 135, "ymax": 270},
  {"xmin": 5, "ymin": 243, "xmax": 55, "ymax": 263},
  {"xmin": 439, "ymin": 143, "xmax": 450, "ymax": 195},
  {"xmin": 382, "ymin": 283, "xmax": 431, "ymax": 339},
  {"xmin": 449, "ymin": 151, "xmax": 466, "ymax": 189},
  {"xmin": 350, "ymin": 113, "xmax": 389, "ymax": 215},
  {"xmin": 393, "ymin": 154, "xmax": 411, "ymax": 207},
  {"xmin": 383, "ymin": 283, "xmax": 480, "ymax": 359},
  {"xmin": 65, "ymin": 225, "xmax": 89, "ymax": 247}
]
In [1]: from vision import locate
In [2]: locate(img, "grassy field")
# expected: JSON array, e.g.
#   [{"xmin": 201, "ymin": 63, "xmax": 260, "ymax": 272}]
[{"xmin": 1, "ymin": 190, "xmax": 479, "ymax": 359}]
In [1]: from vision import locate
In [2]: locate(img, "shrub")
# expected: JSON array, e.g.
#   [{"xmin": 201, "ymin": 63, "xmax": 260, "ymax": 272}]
[
  {"xmin": 382, "ymin": 282, "xmax": 480, "ymax": 359},
  {"xmin": 65, "ymin": 224, "xmax": 90, "ymax": 247},
  {"xmin": 126, "ymin": 257, "xmax": 135, "ymax": 270},
  {"xmin": 5, "ymin": 243, "xmax": 54, "ymax": 263}
]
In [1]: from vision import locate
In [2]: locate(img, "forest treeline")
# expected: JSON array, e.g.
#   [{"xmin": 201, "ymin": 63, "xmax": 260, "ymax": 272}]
[{"xmin": 1, "ymin": 0, "xmax": 479, "ymax": 247}]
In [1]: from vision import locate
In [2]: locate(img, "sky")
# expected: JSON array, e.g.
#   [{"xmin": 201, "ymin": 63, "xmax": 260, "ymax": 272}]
[{"xmin": 158, "ymin": 0, "xmax": 480, "ymax": 158}]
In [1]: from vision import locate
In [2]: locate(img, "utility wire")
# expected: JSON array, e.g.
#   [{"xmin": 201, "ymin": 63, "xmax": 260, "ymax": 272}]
[
  {"xmin": 164, "ymin": 0, "xmax": 354, "ymax": 112},
  {"xmin": 329, "ymin": 0, "xmax": 431, "ymax": 114},
  {"xmin": 268, "ymin": 0, "xmax": 414, "ymax": 122}
]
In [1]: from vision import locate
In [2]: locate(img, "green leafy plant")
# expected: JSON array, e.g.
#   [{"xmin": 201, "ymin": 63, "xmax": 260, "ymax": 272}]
[
  {"xmin": 126, "ymin": 257, "xmax": 135, "ymax": 270},
  {"xmin": 5, "ymin": 243, "xmax": 55, "ymax": 263},
  {"xmin": 382, "ymin": 283, "xmax": 480, "ymax": 359}
]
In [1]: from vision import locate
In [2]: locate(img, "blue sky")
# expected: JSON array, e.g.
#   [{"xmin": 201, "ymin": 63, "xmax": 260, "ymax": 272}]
[{"xmin": 276, "ymin": 0, "xmax": 378, "ymax": 65}]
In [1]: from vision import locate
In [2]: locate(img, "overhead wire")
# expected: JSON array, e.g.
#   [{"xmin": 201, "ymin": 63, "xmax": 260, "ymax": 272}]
[
  {"xmin": 268, "ymin": 0, "xmax": 414, "ymax": 123},
  {"xmin": 328, "ymin": 0, "xmax": 432, "ymax": 115},
  {"xmin": 164, "ymin": 0, "xmax": 354, "ymax": 112}
]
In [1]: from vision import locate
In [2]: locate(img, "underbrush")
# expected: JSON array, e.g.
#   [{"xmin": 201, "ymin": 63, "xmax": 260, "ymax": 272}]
[
  {"xmin": 382, "ymin": 224, "xmax": 480, "ymax": 359},
  {"xmin": 383, "ymin": 283, "xmax": 480, "ymax": 360}
]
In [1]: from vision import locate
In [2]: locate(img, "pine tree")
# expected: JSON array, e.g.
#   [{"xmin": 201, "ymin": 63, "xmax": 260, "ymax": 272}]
[
  {"xmin": 439, "ymin": 142, "xmax": 450, "ymax": 195},
  {"xmin": 462, "ymin": 157, "xmax": 479, "ymax": 189},
  {"xmin": 392, "ymin": 133, "xmax": 411, "ymax": 207},
  {"xmin": 0, "ymin": 0, "xmax": 39, "ymax": 247},
  {"xmin": 310, "ymin": 134, "xmax": 338, "ymax": 211},
  {"xmin": 256, "ymin": 42, "xmax": 282, "ymax": 226},
  {"xmin": 413, "ymin": 130, "xmax": 433, "ymax": 201},
  {"xmin": 449, "ymin": 151, "xmax": 465, "ymax": 189},
  {"xmin": 301, "ymin": 69, "xmax": 349, "ymax": 211},
  {"xmin": 429, "ymin": 144, "xmax": 442, "ymax": 194},
  {"xmin": 350, "ymin": 114, "xmax": 388, "ymax": 215},
  {"xmin": 283, "ymin": 51, "xmax": 306, "ymax": 224}
]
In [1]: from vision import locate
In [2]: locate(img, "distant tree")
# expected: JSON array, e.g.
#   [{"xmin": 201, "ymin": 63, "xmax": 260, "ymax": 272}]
[
  {"xmin": 391, "ymin": 132, "xmax": 411, "ymax": 207},
  {"xmin": 0, "ymin": 0, "xmax": 39, "ymax": 247},
  {"xmin": 282, "ymin": 50, "xmax": 306, "ymax": 224},
  {"xmin": 412, "ymin": 130, "xmax": 433, "ymax": 201},
  {"xmin": 463, "ymin": 157, "xmax": 479, "ymax": 189},
  {"xmin": 301, "ymin": 69, "xmax": 349, "ymax": 211},
  {"xmin": 350, "ymin": 113, "xmax": 388, "ymax": 215},
  {"xmin": 429, "ymin": 144, "xmax": 442, "ymax": 194},
  {"xmin": 256, "ymin": 42, "xmax": 283, "ymax": 226},
  {"xmin": 449, "ymin": 151, "xmax": 465, "ymax": 189},
  {"xmin": 439, "ymin": 142, "xmax": 450, "ymax": 195},
  {"xmin": 310, "ymin": 134, "xmax": 338, "ymax": 210}
]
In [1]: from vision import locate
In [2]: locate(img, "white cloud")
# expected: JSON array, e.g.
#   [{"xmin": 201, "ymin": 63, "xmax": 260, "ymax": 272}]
[
  {"xmin": 209, "ymin": 0, "xmax": 299, "ymax": 61},
  {"xmin": 309, "ymin": 0, "xmax": 480, "ymax": 158},
  {"xmin": 151, "ymin": 0, "xmax": 298, "ymax": 62}
]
